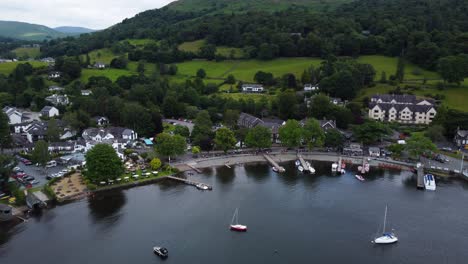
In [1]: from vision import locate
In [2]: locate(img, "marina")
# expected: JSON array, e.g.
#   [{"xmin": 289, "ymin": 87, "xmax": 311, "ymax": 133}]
[{"xmin": 2, "ymin": 161, "xmax": 468, "ymax": 264}]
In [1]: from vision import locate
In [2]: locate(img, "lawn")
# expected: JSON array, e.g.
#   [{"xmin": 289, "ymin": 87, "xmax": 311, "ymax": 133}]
[
  {"xmin": 176, "ymin": 57, "xmax": 323, "ymax": 82},
  {"xmin": 357, "ymin": 55, "xmax": 440, "ymax": 80},
  {"xmin": 81, "ymin": 48, "xmax": 119, "ymax": 64},
  {"xmin": 125, "ymin": 39, "xmax": 157, "ymax": 46},
  {"xmin": 81, "ymin": 68, "xmax": 135, "ymax": 82},
  {"xmin": 178, "ymin": 40, "xmax": 205, "ymax": 53},
  {"xmin": 216, "ymin": 92, "xmax": 274, "ymax": 102},
  {"xmin": 13, "ymin": 47, "xmax": 41, "ymax": 59},
  {"xmin": 0, "ymin": 61, "xmax": 47, "ymax": 75}
]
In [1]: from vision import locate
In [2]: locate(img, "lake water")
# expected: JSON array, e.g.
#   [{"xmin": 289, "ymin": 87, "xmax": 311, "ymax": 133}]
[{"xmin": 1, "ymin": 161, "xmax": 468, "ymax": 264}]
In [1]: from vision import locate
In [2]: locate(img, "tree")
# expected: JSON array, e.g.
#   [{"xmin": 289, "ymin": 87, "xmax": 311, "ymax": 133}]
[
  {"xmin": 302, "ymin": 118, "xmax": 325, "ymax": 149},
  {"xmin": 405, "ymin": 133, "xmax": 436, "ymax": 159},
  {"xmin": 425, "ymin": 125, "xmax": 445, "ymax": 142},
  {"xmin": 223, "ymin": 109, "xmax": 239, "ymax": 128},
  {"xmin": 387, "ymin": 143, "xmax": 404, "ymax": 158},
  {"xmin": 379, "ymin": 71, "xmax": 387, "ymax": 83},
  {"xmin": 192, "ymin": 146, "xmax": 201, "ymax": 155},
  {"xmin": 196, "ymin": 68, "xmax": 206, "ymax": 79},
  {"xmin": 150, "ymin": 158, "xmax": 162, "ymax": 171},
  {"xmin": 0, "ymin": 154, "xmax": 14, "ymax": 189},
  {"xmin": 191, "ymin": 110, "xmax": 214, "ymax": 150},
  {"xmin": 395, "ymin": 56, "xmax": 405, "ymax": 83},
  {"xmin": 174, "ymin": 125, "xmax": 190, "ymax": 138},
  {"xmin": 277, "ymin": 90, "xmax": 298, "ymax": 120},
  {"xmin": 324, "ymin": 129, "xmax": 344, "ymax": 148},
  {"xmin": 352, "ymin": 121, "xmax": 391, "ymax": 144},
  {"xmin": 0, "ymin": 111, "xmax": 11, "ymax": 151},
  {"xmin": 278, "ymin": 120, "xmax": 303, "ymax": 148},
  {"xmin": 31, "ymin": 140, "xmax": 50, "ymax": 167},
  {"xmin": 214, "ymin": 127, "xmax": 237, "ymax": 153},
  {"xmin": 155, "ymin": 133, "xmax": 187, "ymax": 162},
  {"xmin": 30, "ymin": 75, "xmax": 45, "ymax": 91},
  {"xmin": 199, "ymin": 44, "xmax": 216, "ymax": 60},
  {"xmin": 437, "ymin": 55, "xmax": 467, "ymax": 85},
  {"xmin": 254, "ymin": 71, "xmax": 275, "ymax": 86},
  {"xmin": 47, "ymin": 119, "xmax": 61, "ymax": 142},
  {"xmin": 85, "ymin": 144, "xmax": 124, "ymax": 182},
  {"xmin": 226, "ymin": 74, "xmax": 236, "ymax": 84},
  {"xmin": 137, "ymin": 60, "xmax": 145, "ymax": 74},
  {"xmin": 245, "ymin": 126, "xmax": 271, "ymax": 149},
  {"xmin": 110, "ymin": 56, "xmax": 128, "ymax": 69}
]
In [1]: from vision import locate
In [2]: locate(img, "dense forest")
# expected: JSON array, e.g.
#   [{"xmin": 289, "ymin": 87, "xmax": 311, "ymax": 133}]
[{"xmin": 40, "ymin": 0, "xmax": 468, "ymax": 72}]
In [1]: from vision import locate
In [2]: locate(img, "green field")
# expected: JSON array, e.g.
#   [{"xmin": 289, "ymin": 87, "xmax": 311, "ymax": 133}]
[
  {"xmin": 0, "ymin": 61, "xmax": 48, "ymax": 75},
  {"xmin": 178, "ymin": 40, "xmax": 205, "ymax": 53},
  {"xmin": 81, "ymin": 68, "xmax": 134, "ymax": 82},
  {"xmin": 217, "ymin": 92, "xmax": 274, "ymax": 102},
  {"xmin": 81, "ymin": 48, "xmax": 118, "ymax": 64},
  {"xmin": 13, "ymin": 47, "xmax": 41, "ymax": 59},
  {"xmin": 357, "ymin": 56, "xmax": 440, "ymax": 80},
  {"xmin": 125, "ymin": 39, "xmax": 157, "ymax": 46},
  {"xmin": 176, "ymin": 57, "xmax": 323, "ymax": 82}
]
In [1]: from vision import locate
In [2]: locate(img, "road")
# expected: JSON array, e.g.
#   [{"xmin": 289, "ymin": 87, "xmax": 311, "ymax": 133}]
[{"xmin": 163, "ymin": 119, "xmax": 194, "ymax": 132}]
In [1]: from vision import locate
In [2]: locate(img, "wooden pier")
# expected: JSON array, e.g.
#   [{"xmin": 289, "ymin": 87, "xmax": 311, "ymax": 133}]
[
  {"xmin": 186, "ymin": 163, "xmax": 202, "ymax": 173},
  {"xmin": 297, "ymin": 154, "xmax": 310, "ymax": 173},
  {"xmin": 263, "ymin": 154, "xmax": 285, "ymax": 172},
  {"xmin": 416, "ymin": 163, "xmax": 425, "ymax": 189},
  {"xmin": 167, "ymin": 176, "xmax": 212, "ymax": 190}
]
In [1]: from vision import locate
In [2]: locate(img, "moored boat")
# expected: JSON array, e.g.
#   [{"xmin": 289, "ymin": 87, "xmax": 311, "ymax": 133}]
[
  {"xmin": 230, "ymin": 208, "xmax": 247, "ymax": 232},
  {"xmin": 272, "ymin": 166, "xmax": 278, "ymax": 173},
  {"xmin": 153, "ymin": 247, "xmax": 169, "ymax": 258},
  {"xmin": 295, "ymin": 160, "xmax": 301, "ymax": 167},
  {"xmin": 424, "ymin": 174, "xmax": 436, "ymax": 191},
  {"xmin": 331, "ymin": 163, "xmax": 338, "ymax": 172},
  {"xmin": 355, "ymin": 174, "xmax": 365, "ymax": 181},
  {"xmin": 298, "ymin": 166, "xmax": 304, "ymax": 172},
  {"xmin": 196, "ymin": 183, "xmax": 209, "ymax": 190},
  {"xmin": 306, "ymin": 161, "xmax": 315, "ymax": 174},
  {"xmin": 373, "ymin": 206, "xmax": 398, "ymax": 244}
]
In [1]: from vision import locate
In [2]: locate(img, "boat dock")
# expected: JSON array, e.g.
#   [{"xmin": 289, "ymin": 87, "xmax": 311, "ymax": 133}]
[
  {"xmin": 297, "ymin": 155, "xmax": 310, "ymax": 173},
  {"xmin": 186, "ymin": 163, "xmax": 202, "ymax": 173},
  {"xmin": 167, "ymin": 176, "xmax": 212, "ymax": 190},
  {"xmin": 263, "ymin": 154, "xmax": 285, "ymax": 172},
  {"xmin": 416, "ymin": 163, "xmax": 425, "ymax": 189}
]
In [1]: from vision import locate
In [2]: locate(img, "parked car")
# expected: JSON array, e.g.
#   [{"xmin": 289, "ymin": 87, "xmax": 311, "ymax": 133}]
[
  {"xmin": 15, "ymin": 172, "xmax": 27, "ymax": 178},
  {"xmin": 22, "ymin": 159, "xmax": 32, "ymax": 165},
  {"xmin": 30, "ymin": 180, "xmax": 40, "ymax": 185},
  {"xmin": 13, "ymin": 167, "xmax": 23, "ymax": 172},
  {"xmin": 24, "ymin": 176, "xmax": 35, "ymax": 181}
]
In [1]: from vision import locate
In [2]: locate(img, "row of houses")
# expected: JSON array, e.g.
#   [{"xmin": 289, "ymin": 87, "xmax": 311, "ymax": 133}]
[
  {"xmin": 3, "ymin": 106, "xmax": 59, "ymax": 125},
  {"xmin": 237, "ymin": 112, "xmax": 338, "ymax": 144},
  {"xmin": 241, "ymin": 83, "xmax": 319, "ymax": 94}
]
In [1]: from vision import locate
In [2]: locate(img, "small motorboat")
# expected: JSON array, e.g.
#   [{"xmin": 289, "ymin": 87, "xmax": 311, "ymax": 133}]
[
  {"xmin": 298, "ymin": 166, "xmax": 304, "ymax": 172},
  {"xmin": 306, "ymin": 161, "xmax": 315, "ymax": 174},
  {"xmin": 340, "ymin": 169, "xmax": 346, "ymax": 174},
  {"xmin": 153, "ymin": 247, "xmax": 169, "ymax": 258},
  {"xmin": 230, "ymin": 208, "xmax": 247, "ymax": 232},
  {"xmin": 355, "ymin": 175, "xmax": 365, "ymax": 181},
  {"xmin": 295, "ymin": 160, "xmax": 301, "ymax": 166},
  {"xmin": 196, "ymin": 183, "xmax": 209, "ymax": 190},
  {"xmin": 272, "ymin": 166, "xmax": 279, "ymax": 173},
  {"xmin": 424, "ymin": 174, "xmax": 436, "ymax": 191}
]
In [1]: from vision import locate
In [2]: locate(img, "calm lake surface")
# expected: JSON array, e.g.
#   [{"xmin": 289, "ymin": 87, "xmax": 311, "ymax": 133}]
[{"xmin": 1, "ymin": 161, "xmax": 468, "ymax": 264}]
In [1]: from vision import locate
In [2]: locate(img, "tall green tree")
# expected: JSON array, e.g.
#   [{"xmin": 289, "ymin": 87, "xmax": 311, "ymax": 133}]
[
  {"xmin": 47, "ymin": 119, "xmax": 62, "ymax": 142},
  {"xmin": 214, "ymin": 127, "xmax": 237, "ymax": 153},
  {"xmin": 352, "ymin": 121, "xmax": 391, "ymax": 144},
  {"xmin": 0, "ymin": 111, "xmax": 12, "ymax": 152},
  {"xmin": 245, "ymin": 126, "xmax": 271, "ymax": 149},
  {"xmin": 32, "ymin": 140, "xmax": 50, "ymax": 167},
  {"xmin": 278, "ymin": 120, "xmax": 303, "ymax": 148},
  {"xmin": 324, "ymin": 129, "xmax": 344, "ymax": 148},
  {"xmin": 302, "ymin": 118, "xmax": 325, "ymax": 149},
  {"xmin": 155, "ymin": 133, "xmax": 187, "ymax": 162},
  {"xmin": 85, "ymin": 144, "xmax": 123, "ymax": 182},
  {"xmin": 395, "ymin": 56, "xmax": 405, "ymax": 83},
  {"xmin": 196, "ymin": 68, "xmax": 206, "ymax": 78},
  {"xmin": 0, "ymin": 154, "xmax": 14, "ymax": 189},
  {"xmin": 223, "ymin": 109, "xmax": 239, "ymax": 129},
  {"xmin": 405, "ymin": 133, "xmax": 436, "ymax": 159},
  {"xmin": 277, "ymin": 90, "xmax": 298, "ymax": 120}
]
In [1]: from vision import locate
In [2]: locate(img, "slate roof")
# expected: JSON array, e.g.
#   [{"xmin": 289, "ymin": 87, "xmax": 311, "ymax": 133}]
[
  {"xmin": 238, "ymin": 112, "xmax": 262, "ymax": 128},
  {"xmin": 82, "ymin": 127, "xmax": 133, "ymax": 140},
  {"xmin": 369, "ymin": 102, "xmax": 434, "ymax": 113},
  {"xmin": 370, "ymin": 94, "xmax": 435, "ymax": 105}
]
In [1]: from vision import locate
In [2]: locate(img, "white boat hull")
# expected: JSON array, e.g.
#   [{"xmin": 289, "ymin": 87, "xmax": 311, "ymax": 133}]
[
  {"xmin": 424, "ymin": 174, "xmax": 436, "ymax": 191},
  {"xmin": 298, "ymin": 166, "xmax": 304, "ymax": 172},
  {"xmin": 374, "ymin": 234, "xmax": 398, "ymax": 244}
]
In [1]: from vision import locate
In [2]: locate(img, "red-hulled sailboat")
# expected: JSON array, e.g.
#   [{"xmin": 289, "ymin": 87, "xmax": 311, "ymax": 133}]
[{"xmin": 230, "ymin": 208, "xmax": 247, "ymax": 232}]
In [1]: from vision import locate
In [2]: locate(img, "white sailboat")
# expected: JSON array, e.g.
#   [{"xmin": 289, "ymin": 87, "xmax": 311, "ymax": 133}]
[
  {"xmin": 306, "ymin": 161, "xmax": 315, "ymax": 174},
  {"xmin": 230, "ymin": 208, "xmax": 247, "ymax": 232},
  {"xmin": 373, "ymin": 205, "xmax": 398, "ymax": 244}
]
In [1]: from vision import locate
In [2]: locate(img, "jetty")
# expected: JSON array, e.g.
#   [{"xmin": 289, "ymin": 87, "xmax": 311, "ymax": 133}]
[
  {"xmin": 186, "ymin": 163, "xmax": 202, "ymax": 173},
  {"xmin": 297, "ymin": 154, "xmax": 310, "ymax": 173},
  {"xmin": 263, "ymin": 154, "xmax": 285, "ymax": 172},
  {"xmin": 416, "ymin": 163, "xmax": 425, "ymax": 189},
  {"xmin": 167, "ymin": 176, "xmax": 213, "ymax": 190}
]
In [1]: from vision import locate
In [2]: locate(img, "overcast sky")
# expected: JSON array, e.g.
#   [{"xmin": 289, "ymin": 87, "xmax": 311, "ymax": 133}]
[{"xmin": 1, "ymin": 0, "xmax": 176, "ymax": 29}]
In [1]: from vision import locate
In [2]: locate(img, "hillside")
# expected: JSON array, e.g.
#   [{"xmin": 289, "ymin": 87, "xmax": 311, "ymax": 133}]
[
  {"xmin": 166, "ymin": 0, "xmax": 350, "ymax": 13},
  {"xmin": 0, "ymin": 21, "xmax": 66, "ymax": 40},
  {"xmin": 54, "ymin": 26, "xmax": 97, "ymax": 34}
]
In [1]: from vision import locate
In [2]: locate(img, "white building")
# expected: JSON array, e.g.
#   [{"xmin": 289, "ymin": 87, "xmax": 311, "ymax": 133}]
[
  {"xmin": 2, "ymin": 106, "xmax": 23, "ymax": 124},
  {"xmin": 304, "ymin": 84, "xmax": 319, "ymax": 92},
  {"xmin": 48, "ymin": 71, "xmax": 61, "ymax": 79},
  {"xmin": 45, "ymin": 94, "xmax": 69, "ymax": 106},
  {"xmin": 81, "ymin": 90, "xmax": 92, "ymax": 96},
  {"xmin": 368, "ymin": 94, "xmax": 437, "ymax": 125},
  {"xmin": 242, "ymin": 84, "xmax": 264, "ymax": 93},
  {"xmin": 40, "ymin": 106, "xmax": 59, "ymax": 118}
]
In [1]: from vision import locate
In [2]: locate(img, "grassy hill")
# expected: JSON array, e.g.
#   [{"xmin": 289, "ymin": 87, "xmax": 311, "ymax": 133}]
[
  {"xmin": 54, "ymin": 26, "xmax": 97, "ymax": 34},
  {"xmin": 0, "ymin": 61, "xmax": 48, "ymax": 75},
  {"xmin": 12, "ymin": 47, "xmax": 41, "ymax": 59},
  {"xmin": 167, "ymin": 0, "xmax": 350, "ymax": 13},
  {"xmin": 0, "ymin": 21, "xmax": 66, "ymax": 40}
]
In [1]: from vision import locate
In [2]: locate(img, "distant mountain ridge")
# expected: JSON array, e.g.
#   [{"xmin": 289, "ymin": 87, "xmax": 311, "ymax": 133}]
[
  {"xmin": 0, "ymin": 21, "xmax": 96, "ymax": 41},
  {"xmin": 54, "ymin": 26, "xmax": 97, "ymax": 34}
]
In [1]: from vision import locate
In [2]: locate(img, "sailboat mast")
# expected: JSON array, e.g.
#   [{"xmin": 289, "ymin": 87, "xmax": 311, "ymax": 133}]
[
  {"xmin": 383, "ymin": 206, "xmax": 387, "ymax": 233},
  {"xmin": 231, "ymin": 208, "xmax": 238, "ymax": 225}
]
